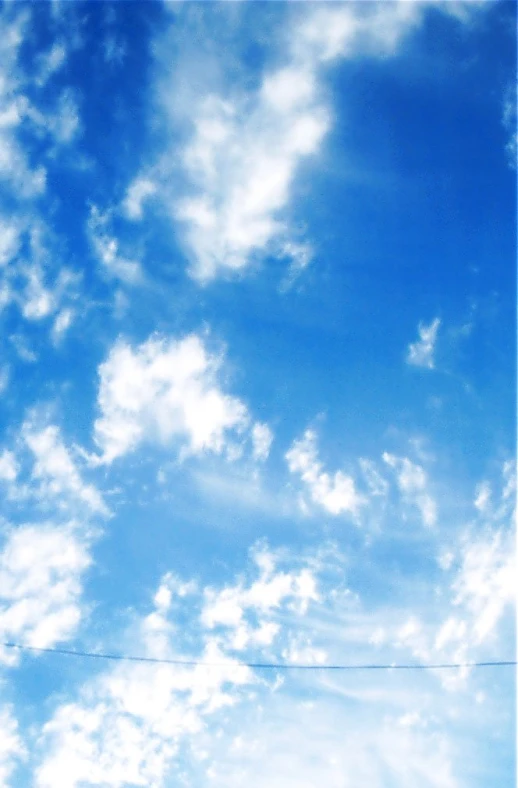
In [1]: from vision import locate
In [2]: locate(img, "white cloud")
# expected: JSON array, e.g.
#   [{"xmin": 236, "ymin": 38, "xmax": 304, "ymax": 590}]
[
  {"xmin": 474, "ymin": 480, "xmax": 491, "ymax": 513},
  {"xmin": 0, "ymin": 418, "xmax": 110, "ymax": 668},
  {"xmin": 0, "ymin": 7, "xmax": 82, "ymax": 181},
  {"xmin": 123, "ymin": 177, "xmax": 156, "ymax": 220},
  {"xmin": 51, "ymin": 307, "xmax": 75, "ymax": 344},
  {"xmin": 0, "ymin": 705, "xmax": 24, "ymax": 784},
  {"xmin": 20, "ymin": 266, "xmax": 55, "ymax": 320},
  {"xmin": 9, "ymin": 334, "xmax": 37, "ymax": 364},
  {"xmin": 0, "ymin": 219, "xmax": 20, "ymax": 266},
  {"xmin": 35, "ymin": 41, "xmax": 66, "ymax": 86},
  {"xmin": 94, "ymin": 333, "xmax": 251, "ymax": 464},
  {"xmin": 87, "ymin": 206, "xmax": 142, "ymax": 284},
  {"xmin": 23, "ymin": 423, "xmax": 109, "ymax": 516},
  {"xmin": 35, "ymin": 577, "xmax": 254, "ymax": 787},
  {"xmin": 0, "ymin": 10, "xmax": 83, "ymax": 351},
  {"xmin": 0, "ymin": 522, "xmax": 91, "ymax": 658},
  {"xmin": 26, "ymin": 87, "xmax": 81, "ymax": 146},
  {"xmin": 251, "ymin": 422, "xmax": 273, "ymax": 462},
  {"xmin": 146, "ymin": 2, "xmax": 433, "ymax": 282},
  {"xmin": 392, "ymin": 463, "xmax": 515, "ymax": 675},
  {"xmin": 501, "ymin": 459, "xmax": 516, "ymax": 502},
  {"xmin": 286, "ymin": 429, "xmax": 364, "ymax": 517},
  {"xmin": 201, "ymin": 545, "xmax": 319, "ymax": 652},
  {"xmin": 103, "ymin": 35, "xmax": 126, "ymax": 66},
  {"xmin": 359, "ymin": 458, "xmax": 389, "ymax": 498},
  {"xmin": 452, "ymin": 529, "xmax": 515, "ymax": 645},
  {"xmin": 396, "ymin": 527, "xmax": 515, "ymax": 681},
  {"xmin": 190, "ymin": 462, "xmax": 289, "ymax": 519},
  {"xmin": 199, "ymin": 696, "xmax": 460, "ymax": 788},
  {"xmin": 174, "ymin": 83, "xmax": 328, "ymax": 280},
  {"xmin": 0, "ymin": 450, "xmax": 18, "ymax": 482},
  {"xmin": 406, "ymin": 318, "xmax": 441, "ymax": 370},
  {"xmin": 0, "ymin": 219, "xmax": 81, "ymax": 350},
  {"xmin": 49, "ymin": 89, "xmax": 81, "ymax": 144},
  {"xmin": 291, "ymin": 1, "xmax": 420, "ymax": 64},
  {"xmin": 0, "ymin": 11, "xmax": 47, "ymax": 197},
  {"xmin": 0, "ymin": 365, "xmax": 9, "ymax": 393},
  {"xmin": 382, "ymin": 452, "xmax": 436, "ymax": 526},
  {"xmin": 32, "ymin": 512, "xmax": 513, "ymax": 785},
  {"xmin": 34, "ymin": 542, "xmax": 331, "ymax": 786},
  {"xmin": 471, "ymin": 462, "xmax": 515, "ymax": 524}
]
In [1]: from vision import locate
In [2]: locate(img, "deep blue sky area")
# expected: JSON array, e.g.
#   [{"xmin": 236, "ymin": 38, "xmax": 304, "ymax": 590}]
[{"xmin": 0, "ymin": 2, "xmax": 515, "ymax": 786}]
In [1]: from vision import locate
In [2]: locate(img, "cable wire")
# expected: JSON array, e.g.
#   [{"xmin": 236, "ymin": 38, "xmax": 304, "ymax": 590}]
[{"xmin": 2, "ymin": 641, "xmax": 516, "ymax": 671}]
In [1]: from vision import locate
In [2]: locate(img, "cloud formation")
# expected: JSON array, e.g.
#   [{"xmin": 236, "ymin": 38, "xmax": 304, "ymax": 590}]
[
  {"xmin": 137, "ymin": 1, "xmax": 429, "ymax": 282},
  {"xmin": 406, "ymin": 318, "xmax": 441, "ymax": 370},
  {"xmin": 87, "ymin": 206, "xmax": 143, "ymax": 285},
  {"xmin": 0, "ymin": 3, "xmax": 512, "ymax": 786},
  {"xmin": 0, "ymin": 522, "xmax": 91, "ymax": 659},
  {"xmin": 35, "ymin": 543, "xmax": 327, "ymax": 786},
  {"xmin": 94, "ymin": 333, "xmax": 253, "ymax": 464},
  {"xmin": 286, "ymin": 429, "xmax": 364, "ymax": 517},
  {"xmin": 382, "ymin": 452, "xmax": 437, "ymax": 527},
  {"xmin": 0, "ymin": 705, "xmax": 24, "ymax": 785},
  {"xmin": 24, "ymin": 424, "xmax": 109, "ymax": 517}
]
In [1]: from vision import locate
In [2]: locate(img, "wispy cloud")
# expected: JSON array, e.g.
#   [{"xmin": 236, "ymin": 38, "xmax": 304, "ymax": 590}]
[
  {"xmin": 0, "ymin": 10, "xmax": 47, "ymax": 198},
  {"xmin": 502, "ymin": 82, "xmax": 517, "ymax": 169},
  {"xmin": 406, "ymin": 318, "xmax": 441, "ymax": 370},
  {"xmin": 50, "ymin": 307, "xmax": 75, "ymax": 345},
  {"xmin": 286, "ymin": 428, "xmax": 364, "ymax": 517},
  {"xmin": 450, "ymin": 530, "xmax": 515, "ymax": 646},
  {"xmin": 0, "ymin": 5, "xmax": 85, "ymax": 360},
  {"xmin": 33, "ymin": 490, "xmax": 513, "ymax": 786},
  {"xmin": 0, "ymin": 196, "xmax": 81, "ymax": 355},
  {"xmin": 382, "ymin": 452, "xmax": 437, "ymax": 527},
  {"xmin": 34, "ymin": 542, "xmax": 329, "ymax": 786},
  {"xmin": 392, "ymin": 462, "xmax": 515, "ymax": 683},
  {"xmin": 23, "ymin": 423, "xmax": 109, "ymax": 517},
  {"xmin": 198, "ymin": 692, "xmax": 461, "ymax": 788},
  {"xmin": 0, "ymin": 8, "xmax": 81, "ymax": 196},
  {"xmin": 251, "ymin": 422, "xmax": 273, "ymax": 462},
  {"xmin": 0, "ymin": 450, "xmax": 18, "ymax": 482},
  {"xmin": 34, "ymin": 41, "xmax": 67, "ymax": 86},
  {"xmin": 87, "ymin": 206, "xmax": 143, "ymax": 285}
]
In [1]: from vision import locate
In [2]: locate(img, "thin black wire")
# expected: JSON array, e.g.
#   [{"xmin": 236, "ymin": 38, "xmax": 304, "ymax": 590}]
[{"xmin": 2, "ymin": 641, "xmax": 516, "ymax": 671}]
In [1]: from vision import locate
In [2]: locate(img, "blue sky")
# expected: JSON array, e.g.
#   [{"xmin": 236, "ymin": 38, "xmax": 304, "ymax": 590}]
[{"xmin": 0, "ymin": 1, "xmax": 515, "ymax": 785}]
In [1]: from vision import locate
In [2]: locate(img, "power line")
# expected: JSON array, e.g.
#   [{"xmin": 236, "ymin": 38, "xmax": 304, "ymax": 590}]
[{"xmin": 2, "ymin": 641, "xmax": 516, "ymax": 671}]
